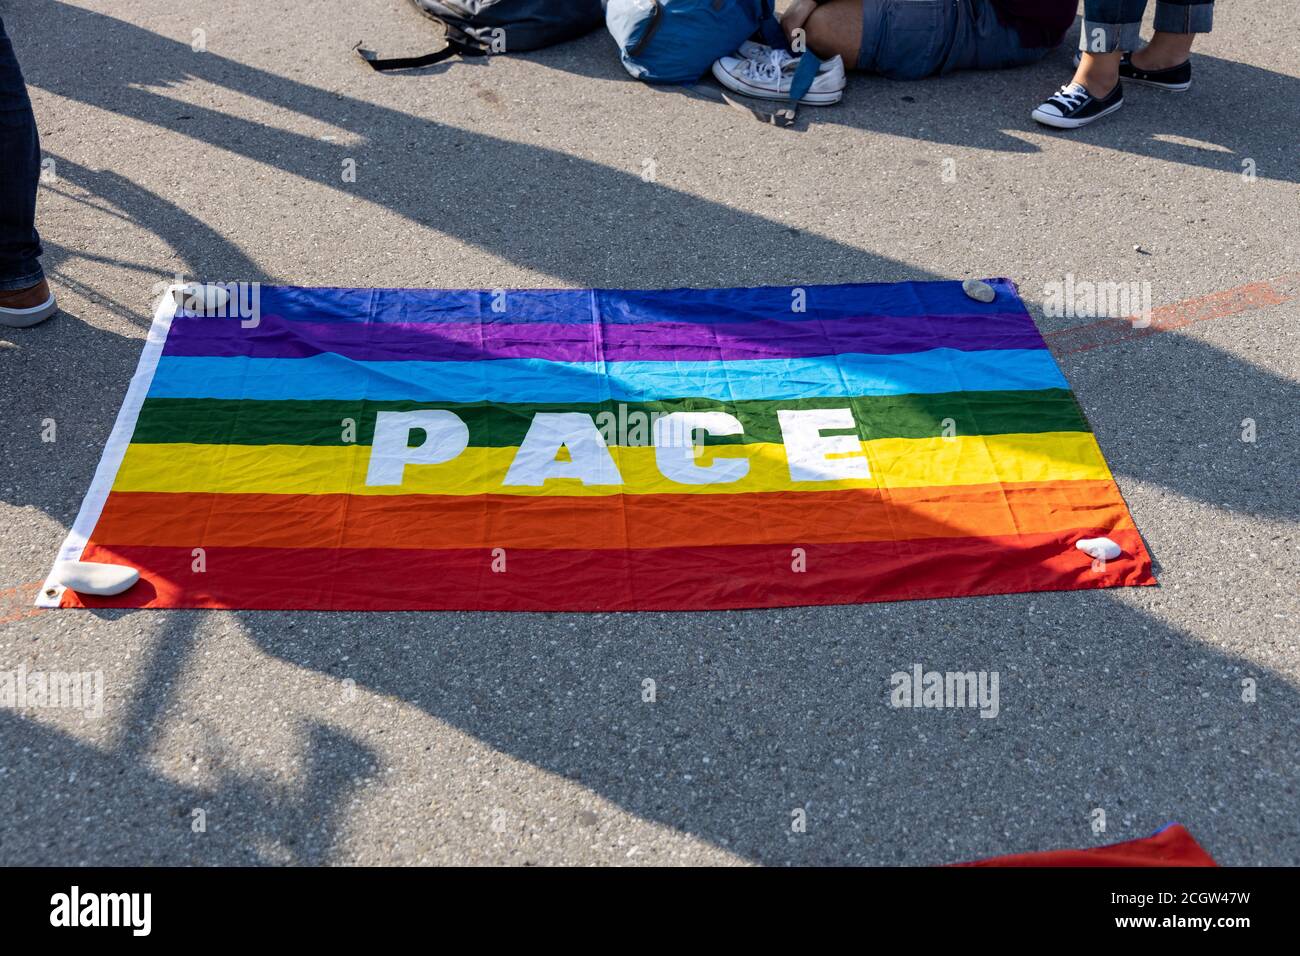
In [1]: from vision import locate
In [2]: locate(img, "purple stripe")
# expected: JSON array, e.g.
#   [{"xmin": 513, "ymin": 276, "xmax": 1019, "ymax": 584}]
[{"xmin": 163, "ymin": 312, "xmax": 1047, "ymax": 362}]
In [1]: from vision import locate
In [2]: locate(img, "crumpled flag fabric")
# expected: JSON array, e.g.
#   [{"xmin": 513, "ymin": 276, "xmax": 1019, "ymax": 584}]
[{"xmin": 956, "ymin": 823, "xmax": 1217, "ymax": 867}]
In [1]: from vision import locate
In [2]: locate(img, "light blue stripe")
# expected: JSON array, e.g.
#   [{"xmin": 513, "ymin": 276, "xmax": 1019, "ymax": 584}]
[{"xmin": 146, "ymin": 350, "xmax": 1068, "ymax": 402}]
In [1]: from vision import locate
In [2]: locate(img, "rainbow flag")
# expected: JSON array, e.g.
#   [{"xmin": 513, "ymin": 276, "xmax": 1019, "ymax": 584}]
[{"xmin": 39, "ymin": 280, "xmax": 1155, "ymax": 611}]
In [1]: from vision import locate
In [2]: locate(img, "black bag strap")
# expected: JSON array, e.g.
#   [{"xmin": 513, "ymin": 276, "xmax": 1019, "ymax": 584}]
[
  {"xmin": 719, "ymin": 91, "xmax": 800, "ymax": 127},
  {"xmin": 353, "ymin": 37, "xmax": 483, "ymax": 72}
]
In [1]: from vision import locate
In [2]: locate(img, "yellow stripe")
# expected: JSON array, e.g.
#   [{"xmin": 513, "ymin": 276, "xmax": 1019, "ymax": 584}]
[{"xmin": 112, "ymin": 432, "xmax": 1112, "ymax": 497}]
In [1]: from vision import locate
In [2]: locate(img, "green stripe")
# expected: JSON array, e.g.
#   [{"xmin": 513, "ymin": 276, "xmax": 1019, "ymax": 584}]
[{"xmin": 131, "ymin": 390, "xmax": 1090, "ymax": 447}]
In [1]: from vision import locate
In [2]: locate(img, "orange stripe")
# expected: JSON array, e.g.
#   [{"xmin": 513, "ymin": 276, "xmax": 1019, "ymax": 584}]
[{"xmin": 88, "ymin": 482, "xmax": 1137, "ymax": 551}]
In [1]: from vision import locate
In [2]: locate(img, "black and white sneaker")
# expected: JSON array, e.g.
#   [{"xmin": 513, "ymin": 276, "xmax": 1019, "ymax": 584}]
[
  {"xmin": 1072, "ymin": 50, "xmax": 1191, "ymax": 91},
  {"xmin": 1031, "ymin": 81, "xmax": 1124, "ymax": 129}
]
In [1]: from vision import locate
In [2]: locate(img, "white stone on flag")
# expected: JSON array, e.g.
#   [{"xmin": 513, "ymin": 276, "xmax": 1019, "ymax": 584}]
[
  {"xmin": 53, "ymin": 560, "xmax": 140, "ymax": 596},
  {"xmin": 1076, "ymin": 537, "xmax": 1122, "ymax": 561}
]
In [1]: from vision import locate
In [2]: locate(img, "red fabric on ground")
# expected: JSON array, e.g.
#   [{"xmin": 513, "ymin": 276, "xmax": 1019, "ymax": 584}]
[{"xmin": 957, "ymin": 824, "xmax": 1217, "ymax": 867}]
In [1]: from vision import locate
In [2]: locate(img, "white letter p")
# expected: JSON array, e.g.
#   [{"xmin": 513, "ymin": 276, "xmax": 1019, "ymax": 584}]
[{"xmin": 365, "ymin": 410, "xmax": 468, "ymax": 486}]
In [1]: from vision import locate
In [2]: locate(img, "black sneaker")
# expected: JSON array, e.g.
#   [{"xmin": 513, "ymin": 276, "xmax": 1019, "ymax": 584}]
[
  {"xmin": 1072, "ymin": 50, "xmax": 1192, "ymax": 91},
  {"xmin": 1031, "ymin": 81, "xmax": 1124, "ymax": 129}
]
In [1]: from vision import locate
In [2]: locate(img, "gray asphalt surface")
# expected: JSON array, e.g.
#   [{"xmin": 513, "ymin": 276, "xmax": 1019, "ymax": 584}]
[{"xmin": 1, "ymin": 0, "xmax": 1296, "ymax": 866}]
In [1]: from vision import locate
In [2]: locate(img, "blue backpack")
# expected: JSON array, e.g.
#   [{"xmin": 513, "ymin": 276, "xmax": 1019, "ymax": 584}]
[{"xmin": 604, "ymin": 0, "xmax": 823, "ymax": 114}]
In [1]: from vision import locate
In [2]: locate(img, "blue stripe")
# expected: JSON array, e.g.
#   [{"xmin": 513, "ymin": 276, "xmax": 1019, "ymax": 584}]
[
  {"xmin": 147, "ymin": 349, "xmax": 1067, "ymax": 403},
  {"xmin": 225, "ymin": 279, "xmax": 1028, "ymax": 327}
]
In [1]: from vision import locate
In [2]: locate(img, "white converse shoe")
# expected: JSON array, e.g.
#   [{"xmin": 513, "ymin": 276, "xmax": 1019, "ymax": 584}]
[
  {"xmin": 711, "ymin": 47, "xmax": 846, "ymax": 105},
  {"xmin": 713, "ymin": 43, "xmax": 795, "ymax": 89},
  {"xmin": 1031, "ymin": 81, "xmax": 1124, "ymax": 129},
  {"xmin": 736, "ymin": 40, "xmax": 776, "ymax": 61}
]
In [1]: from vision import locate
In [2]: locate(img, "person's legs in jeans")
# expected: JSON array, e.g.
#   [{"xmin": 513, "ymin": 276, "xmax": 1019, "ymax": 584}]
[
  {"xmin": 1133, "ymin": 1, "xmax": 1214, "ymax": 70},
  {"xmin": 0, "ymin": 14, "xmax": 50, "ymax": 309},
  {"xmin": 1035, "ymin": 0, "xmax": 1213, "ymax": 127},
  {"xmin": 1074, "ymin": 0, "xmax": 1214, "ymax": 97},
  {"xmin": 946, "ymin": 1, "xmax": 1062, "ymax": 74}
]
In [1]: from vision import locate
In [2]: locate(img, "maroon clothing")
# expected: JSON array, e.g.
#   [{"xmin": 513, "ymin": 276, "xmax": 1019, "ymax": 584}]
[{"xmin": 991, "ymin": 0, "xmax": 1078, "ymax": 49}]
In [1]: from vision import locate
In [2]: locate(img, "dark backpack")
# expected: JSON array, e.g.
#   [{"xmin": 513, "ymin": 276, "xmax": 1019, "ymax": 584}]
[{"xmin": 359, "ymin": 0, "xmax": 604, "ymax": 70}]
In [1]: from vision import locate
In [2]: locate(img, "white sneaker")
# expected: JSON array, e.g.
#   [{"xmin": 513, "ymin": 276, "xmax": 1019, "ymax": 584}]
[
  {"xmin": 713, "ymin": 43, "xmax": 794, "ymax": 87},
  {"xmin": 711, "ymin": 47, "xmax": 846, "ymax": 105},
  {"xmin": 736, "ymin": 40, "xmax": 776, "ymax": 61}
]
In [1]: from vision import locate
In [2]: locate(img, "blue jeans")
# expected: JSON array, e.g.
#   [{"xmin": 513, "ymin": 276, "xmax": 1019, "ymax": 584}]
[
  {"xmin": 0, "ymin": 15, "xmax": 43, "ymax": 291},
  {"xmin": 856, "ymin": 0, "xmax": 1056, "ymax": 80},
  {"xmin": 1081, "ymin": 1, "xmax": 1215, "ymax": 53}
]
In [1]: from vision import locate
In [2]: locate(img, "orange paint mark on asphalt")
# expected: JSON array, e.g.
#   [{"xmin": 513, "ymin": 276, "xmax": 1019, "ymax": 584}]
[
  {"xmin": 1043, "ymin": 273, "xmax": 1299, "ymax": 356},
  {"xmin": 0, "ymin": 581, "xmax": 48, "ymax": 624}
]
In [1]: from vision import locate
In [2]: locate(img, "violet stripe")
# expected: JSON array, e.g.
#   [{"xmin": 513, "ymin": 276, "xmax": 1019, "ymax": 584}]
[{"xmin": 164, "ymin": 313, "xmax": 1047, "ymax": 362}]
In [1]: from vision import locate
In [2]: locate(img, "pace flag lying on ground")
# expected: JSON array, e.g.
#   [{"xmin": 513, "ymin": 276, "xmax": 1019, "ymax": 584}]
[{"xmin": 40, "ymin": 281, "xmax": 1155, "ymax": 611}]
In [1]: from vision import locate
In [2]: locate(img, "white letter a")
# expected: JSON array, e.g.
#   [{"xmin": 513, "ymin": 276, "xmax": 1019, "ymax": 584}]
[{"xmin": 504, "ymin": 413, "xmax": 622, "ymax": 486}]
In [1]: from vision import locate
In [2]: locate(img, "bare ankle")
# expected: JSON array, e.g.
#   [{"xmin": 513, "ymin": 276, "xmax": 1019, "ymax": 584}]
[
  {"xmin": 1133, "ymin": 33, "xmax": 1194, "ymax": 70},
  {"xmin": 1072, "ymin": 52, "xmax": 1120, "ymax": 98}
]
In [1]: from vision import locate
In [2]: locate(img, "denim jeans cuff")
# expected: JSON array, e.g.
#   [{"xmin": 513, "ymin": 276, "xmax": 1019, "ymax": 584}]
[
  {"xmin": 0, "ymin": 263, "xmax": 45, "ymax": 292},
  {"xmin": 1079, "ymin": 20, "xmax": 1143, "ymax": 54},
  {"xmin": 1154, "ymin": 1, "xmax": 1214, "ymax": 34}
]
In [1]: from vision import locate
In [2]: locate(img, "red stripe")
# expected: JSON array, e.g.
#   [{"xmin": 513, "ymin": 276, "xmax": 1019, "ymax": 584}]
[{"xmin": 66, "ymin": 528, "xmax": 1155, "ymax": 611}]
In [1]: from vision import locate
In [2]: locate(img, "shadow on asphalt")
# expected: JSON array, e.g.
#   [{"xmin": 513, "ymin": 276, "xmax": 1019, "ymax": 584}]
[
  {"xmin": 20, "ymin": 0, "xmax": 938, "ymax": 289},
  {"xmin": 243, "ymin": 594, "xmax": 1296, "ymax": 865},
  {"xmin": 2, "ymin": 2, "xmax": 1297, "ymax": 865},
  {"xmin": 0, "ymin": 705, "xmax": 379, "ymax": 864}
]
